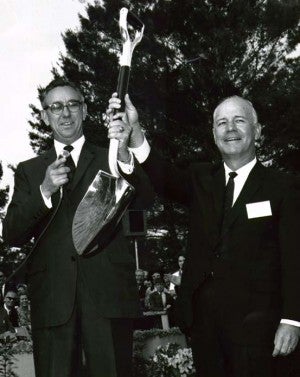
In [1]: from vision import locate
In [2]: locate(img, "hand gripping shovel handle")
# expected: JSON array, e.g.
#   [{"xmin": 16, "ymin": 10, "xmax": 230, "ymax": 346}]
[
  {"xmin": 71, "ymin": 9, "xmax": 144, "ymax": 256},
  {"xmin": 109, "ymin": 8, "xmax": 144, "ymax": 177}
]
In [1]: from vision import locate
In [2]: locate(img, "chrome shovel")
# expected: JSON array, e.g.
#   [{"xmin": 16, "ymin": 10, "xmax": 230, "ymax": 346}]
[{"xmin": 72, "ymin": 8, "xmax": 144, "ymax": 255}]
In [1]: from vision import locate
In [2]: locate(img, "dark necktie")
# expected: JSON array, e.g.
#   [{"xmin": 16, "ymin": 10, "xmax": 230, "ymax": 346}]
[
  {"xmin": 221, "ymin": 171, "xmax": 237, "ymax": 232},
  {"xmin": 63, "ymin": 145, "xmax": 75, "ymax": 186}
]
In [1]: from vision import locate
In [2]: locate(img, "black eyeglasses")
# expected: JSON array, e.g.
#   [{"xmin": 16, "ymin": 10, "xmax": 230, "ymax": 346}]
[
  {"xmin": 44, "ymin": 100, "xmax": 83, "ymax": 115},
  {"xmin": 5, "ymin": 297, "xmax": 16, "ymax": 300}
]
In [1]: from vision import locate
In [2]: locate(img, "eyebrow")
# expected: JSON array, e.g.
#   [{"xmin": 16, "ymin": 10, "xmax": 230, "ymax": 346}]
[{"xmin": 215, "ymin": 115, "xmax": 247, "ymax": 122}]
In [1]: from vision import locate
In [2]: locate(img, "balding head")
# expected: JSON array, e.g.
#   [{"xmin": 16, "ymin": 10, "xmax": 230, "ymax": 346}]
[
  {"xmin": 212, "ymin": 96, "xmax": 261, "ymax": 170},
  {"xmin": 213, "ymin": 96, "xmax": 258, "ymax": 125}
]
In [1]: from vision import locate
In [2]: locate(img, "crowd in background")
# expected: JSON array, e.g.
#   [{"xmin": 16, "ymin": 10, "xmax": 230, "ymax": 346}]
[
  {"xmin": 0, "ymin": 270, "xmax": 31, "ymax": 341},
  {"xmin": 0, "ymin": 256, "xmax": 185, "ymax": 338},
  {"xmin": 134, "ymin": 255, "xmax": 185, "ymax": 329}
]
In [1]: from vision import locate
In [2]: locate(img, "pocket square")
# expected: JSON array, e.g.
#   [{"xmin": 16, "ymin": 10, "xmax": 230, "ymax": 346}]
[{"xmin": 246, "ymin": 201, "xmax": 272, "ymax": 219}]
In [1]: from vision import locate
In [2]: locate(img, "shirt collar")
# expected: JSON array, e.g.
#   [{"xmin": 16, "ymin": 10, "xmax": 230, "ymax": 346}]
[
  {"xmin": 54, "ymin": 135, "xmax": 85, "ymax": 166},
  {"xmin": 224, "ymin": 157, "xmax": 257, "ymax": 183}
]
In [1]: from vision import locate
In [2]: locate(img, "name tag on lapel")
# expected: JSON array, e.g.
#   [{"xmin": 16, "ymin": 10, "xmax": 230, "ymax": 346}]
[{"xmin": 246, "ymin": 201, "xmax": 272, "ymax": 219}]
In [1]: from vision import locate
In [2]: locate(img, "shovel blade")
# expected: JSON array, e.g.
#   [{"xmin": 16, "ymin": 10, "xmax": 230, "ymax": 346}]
[{"xmin": 72, "ymin": 170, "xmax": 135, "ymax": 255}]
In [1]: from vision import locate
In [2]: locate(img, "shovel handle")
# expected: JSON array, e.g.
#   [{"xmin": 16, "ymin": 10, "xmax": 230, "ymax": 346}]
[
  {"xmin": 117, "ymin": 65, "xmax": 130, "ymax": 109},
  {"xmin": 108, "ymin": 65, "xmax": 131, "ymax": 178},
  {"xmin": 109, "ymin": 8, "xmax": 144, "ymax": 178}
]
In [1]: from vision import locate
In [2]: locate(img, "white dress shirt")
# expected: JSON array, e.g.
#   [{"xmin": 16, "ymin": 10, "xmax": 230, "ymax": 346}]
[
  {"xmin": 130, "ymin": 136, "xmax": 300, "ymax": 327},
  {"xmin": 224, "ymin": 158, "xmax": 257, "ymax": 206}
]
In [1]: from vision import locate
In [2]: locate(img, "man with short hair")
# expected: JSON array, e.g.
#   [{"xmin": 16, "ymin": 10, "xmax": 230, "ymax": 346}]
[
  {"xmin": 4, "ymin": 290, "xmax": 19, "ymax": 328},
  {"xmin": 135, "ymin": 269, "xmax": 147, "ymax": 308},
  {"xmin": 149, "ymin": 280, "xmax": 173, "ymax": 312},
  {"xmin": 3, "ymin": 78, "xmax": 152, "ymax": 377},
  {"xmin": 108, "ymin": 93, "xmax": 300, "ymax": 376}
]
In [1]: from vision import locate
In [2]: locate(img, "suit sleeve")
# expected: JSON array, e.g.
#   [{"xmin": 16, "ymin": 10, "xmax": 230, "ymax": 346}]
[
  {"xmin": 3, "ymin": 162, "xmax": 51, "ymax": 247},
  {"xmin": 279, "ymin": 176, "xmax": 300, "ymax": 321},
  {"xmin": 119, "ymin": 156, "xmax": 155, "ymax": 210},
  {"xmin": 140, "ymin": 149, "xmax": 191, "ymax": 206}
]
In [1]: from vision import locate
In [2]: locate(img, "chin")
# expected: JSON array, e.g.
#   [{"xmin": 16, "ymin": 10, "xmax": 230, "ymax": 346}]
[{"xmin": 221, "ymin": 147, "xmax": 242, "ymax": 156}]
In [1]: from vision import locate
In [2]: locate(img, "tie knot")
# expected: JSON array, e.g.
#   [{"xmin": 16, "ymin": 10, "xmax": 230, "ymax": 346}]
[
  {"xmin": 64, "ymin": 145, "xmax": 74, "ymax": 153},
  {"xmin": 228, "ymin": 171, "xmax": 237, "ymax": 180}
]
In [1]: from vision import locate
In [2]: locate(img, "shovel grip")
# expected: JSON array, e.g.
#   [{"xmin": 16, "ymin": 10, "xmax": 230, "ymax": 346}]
[
  {"xmin": 109, "ymin": 66, "xmax": 131, "ymax": 178},
  {"xmin": 116, "ymin": 65, "xmax": 130, "ymax": 109}
]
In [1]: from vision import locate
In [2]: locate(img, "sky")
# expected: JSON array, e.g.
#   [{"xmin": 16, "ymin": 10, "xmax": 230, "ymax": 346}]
[{"xmin": 0, "ymin": 0, "xmax": 87, "ymax": 192}]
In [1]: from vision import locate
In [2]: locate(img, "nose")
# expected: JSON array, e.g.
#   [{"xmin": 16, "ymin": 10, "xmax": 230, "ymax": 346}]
[
  {"xmin": 62, "ymin": 104, "xmax": 71, "ymax": 117},
  {"xmin": 226, "ymin": 120, "xmax": 237, "ymax": 132}
]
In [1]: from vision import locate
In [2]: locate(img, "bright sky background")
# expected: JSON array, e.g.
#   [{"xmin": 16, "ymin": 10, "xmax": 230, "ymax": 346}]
[{"xmin": 0, "ymin": 0, "xmax": 87, "ymax": 193}]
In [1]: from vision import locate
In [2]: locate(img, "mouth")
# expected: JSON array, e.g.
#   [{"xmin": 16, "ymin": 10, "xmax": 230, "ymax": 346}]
[
  {"xmin": 224, "ymin": 137, "xmax": 241, "ymax": 142},
  {"xmin": 60, "ymin": 121, "xmax": 73, "ymax": 127}
]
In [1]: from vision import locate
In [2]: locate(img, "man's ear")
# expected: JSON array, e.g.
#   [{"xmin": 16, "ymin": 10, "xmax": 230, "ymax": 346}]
[
  {"xmin": 82, "ymin": 103, "xmax": 87, "ymax": 120},
  {"xmin": 212, "ymin": 126, "xmax": 217, "ymax": 144},
  {"xmin": 41, "ymin": 110, "xmax": 50, "ymax": 126},
  {"xmin": 254, "ymin": 122, "xmax": 261, "ymax": 141}
]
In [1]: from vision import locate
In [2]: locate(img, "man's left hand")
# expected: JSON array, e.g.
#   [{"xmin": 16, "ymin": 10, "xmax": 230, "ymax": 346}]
[{"xmin": 273, "ymin": 323, "xmax": 300, "ymax": 357}]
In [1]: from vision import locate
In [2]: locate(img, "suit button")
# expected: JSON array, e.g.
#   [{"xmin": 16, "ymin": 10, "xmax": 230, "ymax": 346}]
[
  {"xmin": 71, "ymin": 256, "xmax": 76, "ymax": 262},
  {"xmin": 215, "ymin": 253, "xmax": 220, "ymax": 258}
]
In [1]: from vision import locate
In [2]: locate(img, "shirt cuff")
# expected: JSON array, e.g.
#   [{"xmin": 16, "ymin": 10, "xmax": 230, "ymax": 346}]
[
  {"xmin": 117, "ymin": 152, "xmax": 134, "ymax": 175},
  {"xmin": 280, "ymin": 319, "xmax": 300, "ymax": 327},
  {"xmin": 129, "ymin": 137, "xmax": 150, "ymax": 164},
  {"xmin": 40, "ymin": 186, "xmax": 52, "ymax": 209}
]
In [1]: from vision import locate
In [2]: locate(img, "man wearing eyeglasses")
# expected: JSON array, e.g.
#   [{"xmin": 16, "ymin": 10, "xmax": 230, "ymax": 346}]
[
  {"xmin": 3, "ymin": 290, "xmax": 18, "ymax": 328},
  {"xmin": 3, "ymin": 78, "xmax": 152, "ymax": 377}
]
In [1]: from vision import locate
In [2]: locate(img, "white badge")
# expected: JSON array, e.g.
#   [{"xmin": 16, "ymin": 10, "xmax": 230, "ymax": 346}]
[{"xmin": 246, "ymin": 200, "xmax": 272, "ymax": 219}]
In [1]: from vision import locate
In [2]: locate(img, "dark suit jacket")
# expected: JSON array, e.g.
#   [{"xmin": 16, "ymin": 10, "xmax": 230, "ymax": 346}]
[
  {"xmin": 142, "ymin": 150, "xmax": 300, "ymax": 343},
  {"xmin": 5, "ymin": 306, "xmax": 19, "ymax": 328},
  {"xmin": 0, "ymin": 307, "xmax": 14, "ymax": 334},
  {"xmin": 3, "ymin": 141, "xmax": 153, "ymax": 330},
  {"xmin": 148, "ymin": 290, "xmax": 173, "ymax": 311}
]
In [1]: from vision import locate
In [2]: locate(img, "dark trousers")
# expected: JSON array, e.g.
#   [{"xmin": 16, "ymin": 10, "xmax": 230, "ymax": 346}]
[
  {"xmin": 32, "ymin": 266, "xmax": 133, "ymax": 377},
  {"xmin": 191, "ymin": 277, "xmax": 300, "ymax": 377}
]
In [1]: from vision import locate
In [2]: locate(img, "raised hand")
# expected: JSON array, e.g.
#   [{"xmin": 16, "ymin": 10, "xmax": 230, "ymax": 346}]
[
  {"xmin": 41, "ymin": 157, "xmax": 70, "ymax": 198},
  {"xmin": 107, "ymin": 93, "xmax": 144, "ymax": 149}
]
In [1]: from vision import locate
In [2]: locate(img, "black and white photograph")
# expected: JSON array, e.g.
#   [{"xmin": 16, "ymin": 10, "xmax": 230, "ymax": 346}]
[{"xmin": 0, "ymin": 1, "xmax": 299, "ymax": 376}]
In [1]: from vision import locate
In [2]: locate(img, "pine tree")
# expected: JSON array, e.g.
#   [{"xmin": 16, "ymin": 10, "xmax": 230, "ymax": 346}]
[{"xmin": 27, "ymin": 0, "xmax": 300, "ymax": 269}]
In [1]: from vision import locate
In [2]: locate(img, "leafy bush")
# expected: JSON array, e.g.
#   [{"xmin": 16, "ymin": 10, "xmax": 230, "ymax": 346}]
[
  {"xmin": 148, "ymin": 343, "xmax": 195, "ymax": 377},
  {"xmin": 0, "ymin": 336, "xmax": 18, "ymax": 377}
]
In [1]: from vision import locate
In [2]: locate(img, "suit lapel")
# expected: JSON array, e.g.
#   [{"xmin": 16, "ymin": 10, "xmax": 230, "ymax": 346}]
[
  {"xmin": 41, "ymin": 142, "xmax": 99, "ymax": 191},
  {"xmin": 222, "ymin": 162, "xmax": 266, "ymax": 236},
  {"xmin": 70, "ymin": 142, "xmax": 97, "ymax": 191},
  {"xmin": 200, "ymin": 163, "xmax": 225, "ymax": 248},
  {"xmin": 40, "ymin": 146, "xmax": 59, "ymax": 206},
  {"xmin": 41, "ymin": 147, "xmax": 56, "ymax": 166},
  {"xmin": 211, "ymin": 164, "xmax": 226, "ymax": 225}
]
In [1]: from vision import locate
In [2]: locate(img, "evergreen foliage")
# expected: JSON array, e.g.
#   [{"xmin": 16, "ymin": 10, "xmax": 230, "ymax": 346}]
[{"xmin": 28, "ymin": 0, "xmax": 300, "ymax": 268}]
